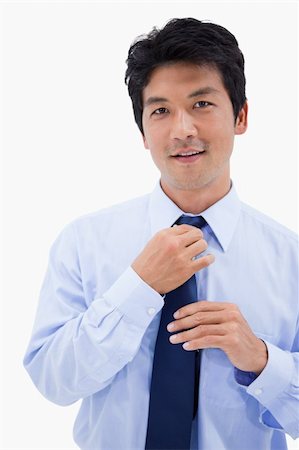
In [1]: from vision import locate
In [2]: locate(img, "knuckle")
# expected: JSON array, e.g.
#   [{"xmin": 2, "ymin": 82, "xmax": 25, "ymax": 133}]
[
  {"xmin": 157, "ymin": 228, "xmax": 168, "ymax": 238},
  {"xmin": 155, "ymin": 229, "xmax": 169, "ymax": 245},
  {"xmin": 228, "ymin": 322, "xmax": 238, "ymax": 333},
  {"xmin": 194, "ymin": 312, "xmax": 202, "ymax": 325},
  {"xmin": 179, "ymin": 224, "xmax": 191, "ymax": 232},
  {"xmin": 197, "ymin": 228, "xmax": 204, "ymax": 238},
  {"xmin": 228, "ymin": 302, "xmax": 238, "ymax": 311},
  {"xmin": 228, "ymin": 334, "xmax": 239, "ymax": 347},
  {"xmin": 228, "ymin": 309, "xmax": 240, "ymax": 321},
  {"xmin": 189, "ymin": 328, "xmax": 197, "ymax": 339},
  {"xmin": 166, "ymin": 237, "xmax": 179, "ymax": 253},
  {"xmin": 197, "ymin": 324, "xmax": 207, "ymax": 335},
  {"xmin": 201, "ymin": 239, "xmax": 208, "ymax": 251},
  {"xmin": 203, "ymin": 335, "xmax": 214, "ymax": 345}
]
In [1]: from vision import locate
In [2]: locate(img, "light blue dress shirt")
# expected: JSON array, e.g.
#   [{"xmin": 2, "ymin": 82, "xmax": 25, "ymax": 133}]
[{"xmin": 24, "ymin": 182, "xmax": 299, "ymax": 450}]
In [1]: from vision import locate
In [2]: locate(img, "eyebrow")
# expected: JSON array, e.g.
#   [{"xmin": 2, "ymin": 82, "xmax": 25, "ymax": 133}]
[
  {"xmin": 144, "ymin": 96, "xmax": 168, "ymax": 108},
  {"xmin": 188, "ymin": 87, "xmax": 220, "ymax": 98},
  {"xmin": 144, "ymin": 86, "xmax": 220, "ymax": 108}
]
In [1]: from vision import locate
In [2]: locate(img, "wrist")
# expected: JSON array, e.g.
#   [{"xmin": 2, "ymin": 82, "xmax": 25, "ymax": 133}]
[
  {"xmin": 131, "ymin": 263, "xmax": 159, "ymax": 294},
  {"xmin": 253, "ymin": 339, "xmax": 268, "ymax": 375}
]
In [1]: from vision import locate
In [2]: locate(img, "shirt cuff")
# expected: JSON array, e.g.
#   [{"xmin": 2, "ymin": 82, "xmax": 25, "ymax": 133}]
[
  {"xmin": 237, "ymin": 340, "xmax": 294, "ymax": 404},
  {"xmin": 99, "ymin": 266, "xmax": 164, "ymax": 329},
  {"xmin": 234, "ymin": 368, "xmax": 258, "ymax": 386}
]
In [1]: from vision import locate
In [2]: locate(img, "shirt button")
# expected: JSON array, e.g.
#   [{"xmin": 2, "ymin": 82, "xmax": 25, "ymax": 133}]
[
  {"xmin": 147, "ymin": 307, "xmax": 156, "ymax": 316},
  {"xmin": 254, "ymin": 388, "xmax": 263, "ymax": 396}
]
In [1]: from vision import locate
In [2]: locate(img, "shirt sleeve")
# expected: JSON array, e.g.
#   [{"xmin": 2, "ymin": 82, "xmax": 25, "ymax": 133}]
[
  {"xmin": 234, "ymin": 339, "xmax": 299, "ymax": 439},
  {"xmin": 23, "ymin": 223, "xmax": 164, "ymax": 406}
]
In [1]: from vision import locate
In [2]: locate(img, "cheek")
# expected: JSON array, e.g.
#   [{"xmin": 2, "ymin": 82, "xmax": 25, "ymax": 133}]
[
  {"xmin": 144, "ymin": 124, "xmax": 166, "ymax": 149},
  {"xmin": 206, "ymin": 116, "xmax": 235, "ymax": 146}
]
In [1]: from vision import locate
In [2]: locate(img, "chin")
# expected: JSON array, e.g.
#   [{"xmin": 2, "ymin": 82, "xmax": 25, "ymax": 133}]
[{"xmin": 168, "ymin": 177, "xmax": 208, "ymax": 191}]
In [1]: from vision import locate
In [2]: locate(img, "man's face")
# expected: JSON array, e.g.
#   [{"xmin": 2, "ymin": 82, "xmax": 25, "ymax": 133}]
[{"xmin": 142, "ymin": 63, "xmax": 247, "ymax": 196}]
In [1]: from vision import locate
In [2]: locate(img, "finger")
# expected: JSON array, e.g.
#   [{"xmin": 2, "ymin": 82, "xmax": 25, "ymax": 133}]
[
  {"xmin": 174, "ymin": 300, "xmax": 226, "ymax": 319},
  {"xmin": 190, "ymin": 253, "xmax": 215, "ymax": 274},
  {"xmin": 173, "ymin": 224, "xmax": 204, "ymax": 239},
  {"xmin": 183, "ymin": 335, "xmax": 224, "ymax": 351},
  {"xmin": 169, "ymin": 311, "xmax": 228, "ymax": 333},
  {"xmin": 184, "ymin": 238, "xmax": 208, "ymax": 258},
  {"xmin": 169, "ymin": 324, "xmax": 226, "ymax": 344},
  {"xmin": 179, "ymin": 228, "xmax": 204, "ymax": 246}
]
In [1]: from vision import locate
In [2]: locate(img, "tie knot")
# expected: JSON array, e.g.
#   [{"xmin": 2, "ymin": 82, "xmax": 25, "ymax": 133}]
[{"xmin": 175, "ymin": 215, "xmax": 206, "ymax": 229}]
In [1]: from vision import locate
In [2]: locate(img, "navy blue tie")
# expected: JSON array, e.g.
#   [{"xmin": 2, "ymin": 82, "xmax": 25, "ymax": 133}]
[{"xmin": 145, "ymin": 215, "xmax": 206, "ymax": 450}]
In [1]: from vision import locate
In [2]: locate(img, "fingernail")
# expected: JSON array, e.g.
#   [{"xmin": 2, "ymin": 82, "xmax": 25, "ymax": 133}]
[
  {"xmin": 173, "ymin": 311, "xmax": 179, "ymax": 319},
  {"xmin": 167, "ymin": 323, "xmax": 174, "ymax": 331},
  {"xmin": 208, "ymin": 253, "xmax": 215, "ymax": 262},
  {"xmin": 183, "ymin": 342, "xmax": 190, "ymax": 349},
  {"xmin": 169, "ymin": 335, "xmax": 177, "ymax": 343}
]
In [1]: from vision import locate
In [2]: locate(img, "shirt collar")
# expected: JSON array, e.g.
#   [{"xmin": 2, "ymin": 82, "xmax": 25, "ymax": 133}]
[{"xmin": 149, "ymin": 181, "xmax": 241, "ymax": 252}]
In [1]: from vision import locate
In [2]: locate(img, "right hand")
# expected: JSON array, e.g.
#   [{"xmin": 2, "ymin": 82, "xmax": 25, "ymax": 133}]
[{"xmin": 131, "ymin": 224, "xmax": 215, "ymax": 294}]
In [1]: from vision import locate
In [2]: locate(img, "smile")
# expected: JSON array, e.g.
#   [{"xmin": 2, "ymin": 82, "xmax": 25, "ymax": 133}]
[
  {"xmin": 171, "ymin": 150, "xmax": 206, "ymax": 163},
  {"xmin": 174, "ymin": 150, "xmax": 204, "ymax": 157}
]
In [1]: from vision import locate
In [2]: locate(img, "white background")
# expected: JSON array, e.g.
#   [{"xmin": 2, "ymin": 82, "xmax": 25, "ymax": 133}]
[{"xmin": 1, "ymin": 1, "xmax": 298, "ymax": 449}]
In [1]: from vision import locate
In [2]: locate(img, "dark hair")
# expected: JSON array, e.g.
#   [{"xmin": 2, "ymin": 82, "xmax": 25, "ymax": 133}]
[{"xmin": 125, "ymin": 18, "xmax": 246, "ymax": 134}]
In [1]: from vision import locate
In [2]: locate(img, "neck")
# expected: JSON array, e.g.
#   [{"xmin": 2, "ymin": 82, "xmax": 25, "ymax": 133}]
[{"xmin": 160, "ymin": 176, "xmax": 231, "ymax": 214}]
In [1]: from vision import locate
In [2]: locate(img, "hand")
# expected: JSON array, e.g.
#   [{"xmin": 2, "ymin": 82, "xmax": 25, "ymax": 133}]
[
  {"xmin": 167, "ymin": 301, "xmax": 268, "ymax": 374},
  {"xmin": 131, "ymin": 225, "xmax": 215, "ymax": 294}
]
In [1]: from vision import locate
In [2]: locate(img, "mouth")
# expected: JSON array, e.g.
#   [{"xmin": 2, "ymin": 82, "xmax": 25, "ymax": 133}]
[{"xmin": 171, "ymin": 148, "xmax": 206, "ymax": 163}]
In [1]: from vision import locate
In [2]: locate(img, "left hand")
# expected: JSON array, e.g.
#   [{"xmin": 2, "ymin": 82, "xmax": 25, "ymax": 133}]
[{"xmin": 167, "ymin": 301, "xmax": 268, "ymax": 374}]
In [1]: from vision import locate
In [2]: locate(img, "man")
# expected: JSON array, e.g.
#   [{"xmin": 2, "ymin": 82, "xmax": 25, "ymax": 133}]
[{"xmin": 24, "ymin": 18, "xmax": 298, "ymax": 450}]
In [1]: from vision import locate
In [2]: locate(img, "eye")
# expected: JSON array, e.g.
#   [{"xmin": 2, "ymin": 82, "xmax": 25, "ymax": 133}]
[
  {"xmin": 194, "ymin": 101, "xmax": 211, "ymax": 108},
  {"xmin": 152, "ymin": 107, "xmax": 169, "ymax": 115}
]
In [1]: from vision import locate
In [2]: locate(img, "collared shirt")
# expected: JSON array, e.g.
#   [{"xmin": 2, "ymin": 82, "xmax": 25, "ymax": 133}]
[{"xmin": 24, "ymin": 182, "xmax": 299, "ymax": 450}]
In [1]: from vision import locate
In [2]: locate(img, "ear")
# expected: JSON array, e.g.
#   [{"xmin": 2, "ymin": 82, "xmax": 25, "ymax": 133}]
[
  {"xmin": 143, "ymin": 133, "xmax": 150, "ymax": 149},
  {"xmin": 234, "ymin": 101, "xmax": 248, "ymax": 135}
]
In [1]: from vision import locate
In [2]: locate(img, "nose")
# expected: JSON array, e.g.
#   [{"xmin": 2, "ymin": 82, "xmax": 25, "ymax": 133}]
[{"xmin": 170, "ymin": 111, "xmax": 197, "ymax": 140}]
